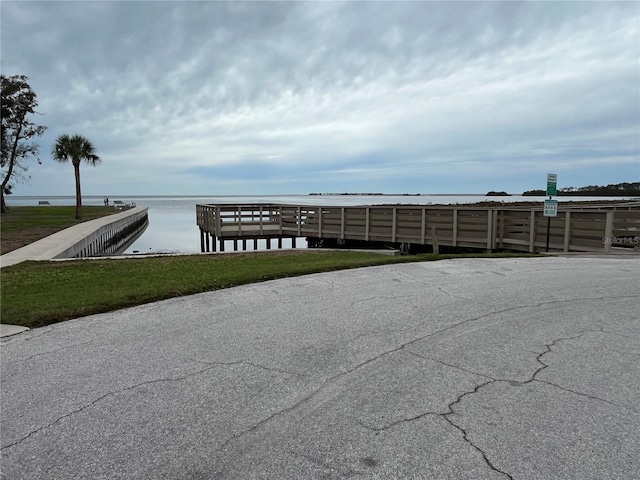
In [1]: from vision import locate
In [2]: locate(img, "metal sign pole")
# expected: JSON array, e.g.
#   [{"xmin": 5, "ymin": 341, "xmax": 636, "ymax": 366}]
[
  {"xmin": 544, "ymin": 174, "xmax": 558, "ymax": 253},
  {"xmin": 546, "ymin": 204, "xmax": 551, "ymax": 252}
]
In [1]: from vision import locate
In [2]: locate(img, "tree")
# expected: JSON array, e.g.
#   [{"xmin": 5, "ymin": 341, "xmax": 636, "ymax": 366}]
[
  {"xmin": 51, "ymin": 134, "xmax": 101, "ymax": 220},
  {"xmin": 1, "ymin": 75, "xmax": 47, "ymax": 213}
]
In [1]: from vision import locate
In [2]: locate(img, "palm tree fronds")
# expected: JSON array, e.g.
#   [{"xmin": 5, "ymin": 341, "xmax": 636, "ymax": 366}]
[{"xmin": 51, "ymin": 133, "xmax": 101, "ymax": 220}]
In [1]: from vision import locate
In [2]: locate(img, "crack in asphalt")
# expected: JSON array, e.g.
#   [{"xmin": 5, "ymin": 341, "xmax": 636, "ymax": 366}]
[
  {"xmin": 393, "ymin": 269, "xmax": 473, "ymax": 301},
  {"xmin": 1, "ymin": 357, "xmax": 304, "ymax": 452},
  {"xmin": 287, "ymin": 450, "xmax": 366, "ymax": 478},
  {"xmin": 355, "ymin": 411, "xmax": 440, "ymax": 433},
  {"xmin": 407, "ymin": 340, "xmax": 634, "ymax": 411},
  {"xmin": 214, "ymin": 295, "xmax": 638, "ymax": 461},
  {"xmin": 2, "ymin": 340, "xmax": 97, "ymax": 382},
  {"xmin": 442, "ymin": 414, "xmax": 514, "ymax": 479},
  {"xmin": 21, "ymin": 340, "xmax": 96, "ymax": 363},
  {"xmin": 354, "ymin": 329, "xmax": 635, "ymax": 479},
  {"xmin": 597, "ymin": 327, "xmax": 637, "ymax": 339},
  {"xmin": 529, "ymin": 330, "xmax": 636, "ymax": 412},
  {"xmin": 190, "ymin": 358, "xmax": 308, "ymax": 378},
  {"xmin": 349, "ymin": 295, "xmax": 415, "ymax": 308},
  {"xmin": 0, "ymin": 364, "xmax": 219, "ymax": 451},
  {"xmin": 441, "ymin": 380, "xmax": 514, "ymax": 479},
  {"xmin": 529, "ymin": 332, "xmax": 589, "ymax": 380},
  {"xmin": 355, "ymin": 380, "xmax": 512, "ymax": 479},
  {"xmin": 534, "ymin": 379, "xmax": 634, "ymax": 411},
  {"xmin": 405, "ymin": 350, "xmax": 497, "ymax": 381},
  {"xmin": 406, "ymin": 294, "xmax": 640, "ymax": 350},
  {"xmin": 0, "ymin": 327, "xmax": 53, "ymax": 346}
]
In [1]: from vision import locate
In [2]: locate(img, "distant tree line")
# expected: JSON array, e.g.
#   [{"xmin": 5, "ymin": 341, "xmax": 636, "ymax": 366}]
[{"xmin": 522, "ymin": 182, "xmax": 640, "ymax": 196}]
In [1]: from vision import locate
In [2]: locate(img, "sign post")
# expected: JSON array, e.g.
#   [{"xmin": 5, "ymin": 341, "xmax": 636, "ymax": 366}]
[{"xmin": 544, "ymin": 174, "xmax": 558, "ymax": 252}]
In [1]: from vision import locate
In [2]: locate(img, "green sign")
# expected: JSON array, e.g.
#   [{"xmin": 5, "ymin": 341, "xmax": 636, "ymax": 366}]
[
  {"xmin": 546, "ymin": 173, "xmax": 557, "ymax": 196},
  {"xmin": 544, "ymin": 199, "xmax": 558, "ymax": 217}
]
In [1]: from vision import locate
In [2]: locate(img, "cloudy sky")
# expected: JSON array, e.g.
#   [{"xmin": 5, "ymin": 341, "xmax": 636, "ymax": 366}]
[{"xmin": 2, "ymin": 1, "xmax": 638, "ymax": 196}]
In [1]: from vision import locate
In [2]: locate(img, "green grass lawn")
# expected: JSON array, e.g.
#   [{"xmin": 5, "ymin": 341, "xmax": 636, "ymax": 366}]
[
  {"xmin": 1, "ymin": 205, "xmax": 115, "ymax": 231},
  {"xmin": 1, "ymin": 206, "xmax": 116, "ymax": 255},
  {"xmin": 0, "ymin": 250, "xmax": 533, "ymax": 329}
]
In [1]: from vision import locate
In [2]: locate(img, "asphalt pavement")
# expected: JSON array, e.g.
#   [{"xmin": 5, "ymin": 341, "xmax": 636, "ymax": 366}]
[{"xmin": 1, "ymin": 256, "xmax": 639, "ymax": 479}]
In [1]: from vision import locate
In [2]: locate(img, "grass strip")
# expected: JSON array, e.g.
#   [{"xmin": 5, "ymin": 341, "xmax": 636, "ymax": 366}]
[{"xmin": 1, "ymin": 250, "xmax": 533, "ymax": 329}]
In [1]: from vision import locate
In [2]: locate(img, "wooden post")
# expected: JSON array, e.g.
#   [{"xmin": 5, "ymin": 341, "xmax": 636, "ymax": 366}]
[
  {"xmin": 431, "ymin": 226, "xmax": 439, "ymax": 254},
  {"xmin": 365, "ymin": 207, "xmax": 370, "ymax": 241},
  {"xmin": 215, "ymin": 206, "xmax": 221, "ymax": 237},
  {"xmin": 219, "ymin": 239, "xmax": 225, "ymax": 252},
  {"xmin": 297, "ymin": 206, "xmax": 302, "ymax": 236},
  {"xmin": 243, "ymin": 239, "xmax": 247, "ymax": 251},
  {"xmin": 563, "ymin": 211, "xmax": 571, "ymax": 252},
  {"xmin": 212, "ymin": 235, "xmax": 216, "ymax": 252},
  {"xmin": 452, "ymin": 209, "xmax": 458, "ymax": 247},
  {"xmin": 421, "ymin": 208, "xmax": 426, "ymax": 244},
  {"xmin": 233, "ymin": 239, "xmax": 238, "ymax": 251},
  {"xmin": 604, "ymin": 211, "xmax": 614, "ymax": 253},
  {"xmin": 266, "ymin": 238, "xmax": 271, "ymax": 250},
  {"xmin": 392, "ymin": 208, "xmax": 397, "ymax": 243},
  {"xmin": 491, "ymin": 210, "xmax": 498, "ymax": 251},
  {"xmin": 486, "ymin": 210, "xmax": 493, "ymax": 252},
  {"xmin": 259, "ymin": 206, "xmax": 264, "ymax": 235},
  {"xmin": 341, "ymin": 207, "xmax": 345, "ymax": 240},
  {"xmin": 529, "ymin": 210, "xmax": 536, "ymax": 253},
  {"xmin": 200, "ymin": 230, "xmax": 205, "ymax": 252},
  {"xmin": 545, "ymin": 216, "xmax": 551, "ymax": 252},
  {"xmin": 278, "ymin": 238, "xmax": 283, "ymax": 249},
  {"xmin": 291, "ymin": 237, "xmax": 296, "ymax": 248}
]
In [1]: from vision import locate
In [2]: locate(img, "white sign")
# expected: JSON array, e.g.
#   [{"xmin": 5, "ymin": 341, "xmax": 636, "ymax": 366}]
[{"xmin": 544, "ymin": 199, "xmax": 558, "ymax": 217}]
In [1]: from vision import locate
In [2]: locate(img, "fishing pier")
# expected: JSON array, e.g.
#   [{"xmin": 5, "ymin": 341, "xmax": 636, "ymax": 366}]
[{"xmin": 196, "ymin": 202, "xmax": 640, "ymax": 254}]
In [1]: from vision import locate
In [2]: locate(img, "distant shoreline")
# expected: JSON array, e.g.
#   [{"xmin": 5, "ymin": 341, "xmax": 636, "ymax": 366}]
[{"xmin": 9, "ymin": 192, "xmax": 639, "ymax": 199}]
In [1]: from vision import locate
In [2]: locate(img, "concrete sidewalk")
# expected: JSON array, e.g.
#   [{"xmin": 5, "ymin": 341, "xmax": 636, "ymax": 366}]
[
  {"xmin": 0, "ymin": 324, "xmax": 29, "ymax": 337},
  {"xmin": 0, "ymin": 206, "xmax": 147, "ymax": 268},
  {"xmin": 1, "ymin": 256, "xmax": 639, "ymax": 479}
]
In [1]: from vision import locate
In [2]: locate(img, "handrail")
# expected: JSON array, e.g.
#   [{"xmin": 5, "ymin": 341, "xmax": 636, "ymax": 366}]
[{"xmin": 195, "ymin": 203, "xmax": 640, "ymax": 253}]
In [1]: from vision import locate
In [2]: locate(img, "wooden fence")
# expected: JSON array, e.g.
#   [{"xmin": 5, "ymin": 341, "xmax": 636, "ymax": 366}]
[{"xmin": 196, "ymin": 203, "xmax": 640, "ymax": 253}]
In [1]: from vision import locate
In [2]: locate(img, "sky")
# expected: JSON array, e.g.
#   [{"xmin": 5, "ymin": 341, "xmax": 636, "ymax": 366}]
[{"xmin": 1, "ymin": 1, "xmax": 639, "ymax": 196}]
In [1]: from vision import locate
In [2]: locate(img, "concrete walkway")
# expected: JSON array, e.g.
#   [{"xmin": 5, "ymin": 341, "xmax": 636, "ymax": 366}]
[
  {"xmin": 0, "ymin": 206, "xmax": 147, "ymax": 268},
  {"xmin": 1, "ymin": 256, "xmax": 638, "ymax": 479},
  {"xmin": 0, "ymin": 324, "xmax": 29, "ymax": 337}
]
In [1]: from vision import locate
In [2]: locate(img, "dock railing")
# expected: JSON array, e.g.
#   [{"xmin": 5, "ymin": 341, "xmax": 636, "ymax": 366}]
[{"xmin": 196, "ymin": 202, "xmax": 640, "ymax": 253}]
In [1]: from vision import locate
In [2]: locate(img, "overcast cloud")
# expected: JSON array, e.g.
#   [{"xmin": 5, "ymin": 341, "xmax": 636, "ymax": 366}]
[{"xmin": 2, "ymin": 1, "xmax": 638, "ymax": 196}]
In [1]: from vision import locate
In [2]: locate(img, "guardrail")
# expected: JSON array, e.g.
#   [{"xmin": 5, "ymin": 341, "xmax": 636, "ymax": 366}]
[{"xmin": 196, "ymin": 203, "xmax": 640, "ymax": 253}]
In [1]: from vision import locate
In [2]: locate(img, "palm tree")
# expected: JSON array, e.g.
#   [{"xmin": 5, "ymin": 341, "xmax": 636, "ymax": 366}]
[{"xmin": 51, "ymin": 134, "xmax": 101, "ymax": 220}]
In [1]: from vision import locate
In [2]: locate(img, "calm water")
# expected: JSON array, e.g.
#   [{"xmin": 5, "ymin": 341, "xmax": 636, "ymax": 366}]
[{"xmin": 8, "ymin": 194, "xmax": 632, "ymax": 254}]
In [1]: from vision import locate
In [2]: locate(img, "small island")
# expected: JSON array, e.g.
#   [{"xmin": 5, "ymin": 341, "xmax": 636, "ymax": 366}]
[{"xmin": 486, "ymin": 191, "xmax": 511, "ymax": 196}]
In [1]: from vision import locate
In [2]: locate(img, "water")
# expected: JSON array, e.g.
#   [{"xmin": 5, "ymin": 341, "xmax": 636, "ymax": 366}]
[{"xmin": 7, "ymin": 194, "xmax": 634, "ymax": 254}]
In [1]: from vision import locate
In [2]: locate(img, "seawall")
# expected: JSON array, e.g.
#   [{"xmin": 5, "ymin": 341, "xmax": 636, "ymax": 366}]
[{"xmin": 0, "ymin": 206, "xmax": 149, "ymax": 268}]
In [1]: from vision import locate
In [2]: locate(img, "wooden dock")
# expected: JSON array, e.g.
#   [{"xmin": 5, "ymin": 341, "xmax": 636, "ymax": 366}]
[{"xmin": 196, "ymin": 202, "xmax": 640, "ymax": 254}]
